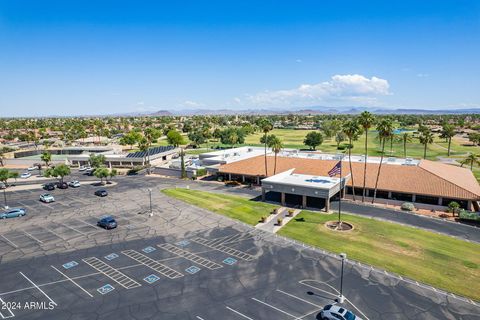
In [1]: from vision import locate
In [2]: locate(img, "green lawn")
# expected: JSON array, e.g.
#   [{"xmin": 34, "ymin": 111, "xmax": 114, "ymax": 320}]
[
  {"xmin": 279, "ymin": 211, "xmax": 480, "ymax": 301},
  {"xmin": 162, "ymin": 188, "xmax": 480, "ymax": 301},
  {"xmin": 161, "ymin": 188, "xmax": 277, "ymax": 225}
]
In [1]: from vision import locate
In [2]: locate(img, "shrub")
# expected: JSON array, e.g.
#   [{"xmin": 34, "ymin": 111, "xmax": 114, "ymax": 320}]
[
  {"xmin": 277, "ymin": 217, "xmax": 283, "ymax": 226},
  {"xmin": 401, "ymin": 202, "xmax": 415, "ymax": 211},
  {"xmin": 447, "ymin": 201, "xmax": 461, "ymax": 216},
  {"xmin": 196, "ymin": 168, "xmax": 207, "ymax": 177},
  {"xmin": 288, "ymin": 209, "xmax": 294, "ymax": 217},
  {"xmin": 225, "ymin": 180, "xmax": 241, "ymax": 187},
  {"xmin": 459, "ymin": 210, "xmax": 480, "ymax": 222},
  {"xmin": 260, "ymin": 216, "xmax": 266, "ymax": 223}
]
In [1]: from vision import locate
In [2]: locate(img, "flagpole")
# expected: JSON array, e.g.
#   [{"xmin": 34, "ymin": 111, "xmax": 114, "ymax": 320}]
[{"xmin": 338, "ymin": 157, "xmax": 342, "ymax": 224}]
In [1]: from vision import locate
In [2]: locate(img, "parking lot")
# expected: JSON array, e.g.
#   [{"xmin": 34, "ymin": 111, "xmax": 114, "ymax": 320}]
[{"xmin": 1, "ymin": 176, "xmax": 479, "ymax": 319}]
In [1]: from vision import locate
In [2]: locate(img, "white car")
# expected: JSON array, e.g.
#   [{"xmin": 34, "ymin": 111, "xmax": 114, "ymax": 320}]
[
  {"xmin": 68, "ymin": 180, "xmax": 81, "ymax": 188},
  {"xmin": 39, "ymin": 193, "xmax": 55, "ymax": 203},
  {"xmin": 27, "ymin": 166, "xmax": 37, "ymax": 171},
  {"xmin": 78, "ymin": 166, "xmax": 87, "ymax": 171},
  {"xmin": 320, "ymin": 305, "xmax": 361, "ymax": 320},
  {"xmin": 20, "ymin": 172, "xmax": 32, "ymax": 179}
]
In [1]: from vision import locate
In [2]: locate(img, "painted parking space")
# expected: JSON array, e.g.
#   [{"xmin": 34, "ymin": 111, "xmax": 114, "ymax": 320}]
[{"xmin": 0, "ymin": 231, "xmax": 40, "ymax": 249}]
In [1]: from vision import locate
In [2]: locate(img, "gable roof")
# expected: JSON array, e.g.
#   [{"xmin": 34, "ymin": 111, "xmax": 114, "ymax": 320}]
[{"xmin": 218, "ymin": 155, "xmax": 480, "ymax": 200}]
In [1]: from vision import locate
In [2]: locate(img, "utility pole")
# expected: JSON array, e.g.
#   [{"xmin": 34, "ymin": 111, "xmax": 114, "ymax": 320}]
[
  {"xmin": 339, "ymin": 252, "xmax": 347, "ymax": 303},
  {"xmin": 147, "ymin": 188, "xmax": 153, "ymax": 216}
]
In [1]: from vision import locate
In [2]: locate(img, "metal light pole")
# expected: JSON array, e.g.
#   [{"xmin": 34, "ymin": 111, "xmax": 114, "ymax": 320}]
[
  {"xmin": 147, "ymin": 188, "xmax": 153, "ymax": 217},
  {"xmin": 339, "ymin": 252, "xmax": 347, "ymax": 303}
]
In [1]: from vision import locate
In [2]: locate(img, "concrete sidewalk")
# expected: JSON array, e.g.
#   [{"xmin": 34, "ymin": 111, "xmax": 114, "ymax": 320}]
[{"xmin": 255, "ymin": 207, "xmax": 301, "ymax": 233}]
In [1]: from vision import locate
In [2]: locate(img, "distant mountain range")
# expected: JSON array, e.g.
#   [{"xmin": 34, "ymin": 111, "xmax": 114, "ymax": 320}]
[{"xmin": 138, "ymin": 106, "xmax": 480, "ymax": 116}]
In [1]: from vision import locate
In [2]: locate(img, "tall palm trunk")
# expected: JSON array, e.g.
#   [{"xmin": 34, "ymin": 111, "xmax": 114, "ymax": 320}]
[
  {"xmin": 348, "ymin": 137, "xmax": 356, "ymax": 201},
  {"xmin": 372, "ymin": 137, "xmax": 386, "ymax": 204},
  {"xmin": 274, "ymin": 151, "xmax": 278, "ymax": 174},
  {"xmin": 264, "ymin": 133, "xmax": 268, "ymax": 176},
  {"xmin": 471, "ymin": 160, "xmax": 474, "ymax": 170},
  {"xmin": 423, "ymin": 143, "xmax": 427, "ymax": 159},
  {"xmin": 362, "ymin": 131, "xmax": 368, "ymax": 202},
  {"xmin": 447, "ymin": 137, "xmax": 452, "ymax": 156},
  {"xmin": 403, "ymin": 138, "xmax": 407, "ymax": 158}
]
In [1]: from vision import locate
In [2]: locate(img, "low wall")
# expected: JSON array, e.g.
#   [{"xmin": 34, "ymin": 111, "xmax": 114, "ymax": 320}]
[
  {"xmin": 154, "ymin": 167, "xmax": 196, "ymax": 179},
  {"xmin": 4, "ymin": 158, "xmax": 65, "ymax": 168}
]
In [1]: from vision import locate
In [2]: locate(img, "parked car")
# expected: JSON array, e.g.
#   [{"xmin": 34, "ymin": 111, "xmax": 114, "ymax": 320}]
[
  {"xmin": 0, "ymin": 208, "xmax": 27, "ymax": 219},
  {"xmin": 97, "ymin": 216, "xmax": 117, "ymax": 229},
  {"xmin": 56, "ymin": 182, "xmax": 68, "ymax": 189},
  {"xmin": 27, "ymin": 166, "xmax": 37, "ymax": 171},
  {"xmin": 78, "ymin": 166, "xmax": 87, "ymax": 171},
  {"xmin": 68, "ymin": 180, "xmax": 81, "ymax": 188},
  {"xmin": 94, "ymin": 189, "xmax": 108, "ymax": 197},
  {"xmin": 42, "ymin": 183, "xmax": 56, "ymax": 191},
  {"xmin": 0, "ymin": 182, "xmax": 6, "ymax": 189},
  {"xmin": 39, "ymin": 193, "xmax": 55, "ymax": 203},
  {"xmin": 319, "ymin": 305, "xmax": 360, "ymax": 320},
  {"xmin": 20, "ymin": 172, "xmax": 32, "ymax": 179}
]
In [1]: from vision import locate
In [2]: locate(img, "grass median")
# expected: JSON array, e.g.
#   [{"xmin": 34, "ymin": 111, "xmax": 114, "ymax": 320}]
[
  {"xmin": 162, "ymin": 188, "xmax": 277, "ymax": 225},
  {"xmin": 162, "ymin": 188, "xmax": 480, "ymax": 301}
]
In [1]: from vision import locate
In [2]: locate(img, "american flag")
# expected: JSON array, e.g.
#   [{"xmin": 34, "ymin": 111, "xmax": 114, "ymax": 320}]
[{"xmin": 328, "ymin": 161, "xmax": 342, "ymax": 177}]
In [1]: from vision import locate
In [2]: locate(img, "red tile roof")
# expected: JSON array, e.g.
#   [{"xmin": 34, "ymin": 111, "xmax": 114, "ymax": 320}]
[{"xmin": 218, "ymin": 155, "xmax": 480, "ymax": 200}]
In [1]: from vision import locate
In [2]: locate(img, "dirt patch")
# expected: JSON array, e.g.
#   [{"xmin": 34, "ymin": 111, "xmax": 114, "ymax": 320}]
[{"xmin": 325, "ymin": 221, "xmax": 354, "ymax": 232}]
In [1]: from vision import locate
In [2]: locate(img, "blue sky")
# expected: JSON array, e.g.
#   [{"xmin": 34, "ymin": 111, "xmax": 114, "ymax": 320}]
[{"xmin": 1, "ymin": 0, "xmax": 479, "ymax": 116}]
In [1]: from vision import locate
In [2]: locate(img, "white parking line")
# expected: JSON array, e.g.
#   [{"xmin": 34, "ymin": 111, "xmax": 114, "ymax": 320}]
[
  {"xmin": 41, "ymin": 227, "xmax": 66, "ymax": 240},
  {"xmin": 0, "ymin": 297, "xmax": 15, "ymax": 319},
  {"xmin": 195, "ymin": 316, "xmax": 205, "ymax": 320},
  {"xmin": 50, "ymin": 266, "xmax": 93, "ymax": 298},
  {"xmin": 0, "ymin": 235, "xmax": 18, "ymax": 249},
  {"xmin": 22, "ymin": 230, "xmax": 43, "ymax": 244},
  {"xmin": 74, "ymin": 219, "xmax": 98, "ymax": 229},
  {"xmin": 19, "ymin": 272, "xmax": 57, "ymax": 306},
  {"xmin": 58, "ymin": 223, "xmax": 86, "ymax": 236},
  {"xmin": 276, "ymin": 289, "xmax": 321, "ymax": 307},
  {"xmin": 226, "ymin": 306, "xmax": 255, "ymax": 319},
  {"xmin": 251, "ymin": 297, "xmax": 300, "ymax": 318}
]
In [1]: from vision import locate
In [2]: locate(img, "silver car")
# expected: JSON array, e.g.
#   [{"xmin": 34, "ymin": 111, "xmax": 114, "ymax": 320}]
[
  {"xmin": 319, "ymin": 305, "xmax": 361, "ymax": 320},
  {"xmin": 40, "ymin": 193, "xmax": 55, "ymax": 203}
]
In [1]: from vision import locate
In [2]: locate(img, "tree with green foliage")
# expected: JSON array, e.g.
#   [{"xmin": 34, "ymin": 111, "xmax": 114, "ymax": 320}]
[
  {"xmin": 441, "ymin": 124, "xmax": 456, "ymax": 156},
  {"xmin": 335, "ymin": 132, "xmax": 346, "ymax": 149},
  {"xmin": 219, "ymin": 127, "xmax": 245, "ymax": 146},
  {"xmin": 270, "ymin": 136, "xmax": 283, "ymax": 175},
  {"xmin": 0, "ymin": 168, "xmax": 15, "ymax": 208},
  {"xmin": 468, "ymin": 132, "xmax": 480, "ymax": 146},
  {"xmin": 41, "ymin": 152, "xmax": 52, "ymax": 168},
  {"xmin": 460, "ymin": 153, "xmax": 480, "ymax": 170},
  {"xmin": 320, "ymin": 119, "xmax": 342, "ymax": 139},
  {"xmin": 342, "ymin": 119, "xmax": 361, "ymax": 201},
  {"xmin": 166, "ymin": 130, "xmax": 185, "ymax": 147},
  {"xmin": 372, "ymin": 118, "xmax": 394, "ymax": 204},
  {"xmin": 44, "ymin": 164, "xmax": 71, "ymax": 183},
  {"xmin": 303, "ymin": 131, "xmax": 323, "ymax": 150},
  {"xmin": 119, "ymin": 131, "xmax": 142, "ymax": 150},
  {"xmin": 94, "ymin": 167, "xmax": 109, "ymax": 184},
  {"xmin": 188, "ymin": 130, "xmax": 206, "ymax": 147},
  {"xmin": 448, "ymin": 201, "xmax": 461, "ymax": 217},
  {"xmin": 89, "ymin": 153, "xmax": 106, "ymax": 168},
  {"xmin": 418, "ymin": 129, "xmax": 434, "ymax": 159},
  {"xmin": 358, "ymin": 111, "xmax": 376, "ymax": 202},
  {"xmin": 108, "ymin": 168, "xmax": 117, "ymax": 183}
]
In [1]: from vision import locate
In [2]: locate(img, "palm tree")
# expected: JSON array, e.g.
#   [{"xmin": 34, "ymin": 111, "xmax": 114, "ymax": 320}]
[
  {"xmin": 41, "ymin": 151, "xmax": 52, "ymax": 168},
  {"xmin": 401, "ymin": 132, "xmax": 412, "ymax": 158},
  {"xmin": 358, "ymin": 111, "xmax": 375, "ymax": 202},
  {"xmin": 342, "ymin": 120, "xmax": 361, "ymax": 201},
  {"xmin": 460, "ymin": 153, "xmax": 480, "ymax": 170},
  {"xmin": 260, "ymin": 119, "xmax": 273, "ymax": 176},
  {"xmin": 441, "ymin": 124, "xmax": 456, "ymax": 156},
  {"xmin": 418, "ymin": 129, "xmax": 434, "ymax": 159},
  {"xmin": 372, "ymin": 118, "xmax": 394, "ymax": 204},
  {"xmin": 270, "ymin": 136, "xmax": 283, "ymax": 175}
]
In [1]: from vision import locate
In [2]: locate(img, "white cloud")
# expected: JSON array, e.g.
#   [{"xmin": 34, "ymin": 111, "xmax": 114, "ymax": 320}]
[
  {"xmin": 181, "ymin": 100, "xmax": 204, "ymax": 108},
  {"xmin": 416, "ymin": 73, "xmax": 429, "ymax": 78},
  {"xmin": 245, "ymin": 74, "xmax": 390, "ymax": 107}
]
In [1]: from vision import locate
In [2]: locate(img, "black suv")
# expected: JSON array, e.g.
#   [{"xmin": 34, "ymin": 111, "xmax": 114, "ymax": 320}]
[
  {"xmin": 94, "ymin": 189, "xmax": 108, "ymax": 197},
  {"xmin": 43, "ymin": 183, "xmax": 56, "ymax": 191}
]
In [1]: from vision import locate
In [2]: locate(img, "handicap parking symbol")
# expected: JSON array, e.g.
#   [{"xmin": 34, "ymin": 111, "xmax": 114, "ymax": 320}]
[
  {"xmin": 143, "ymin": 274, "xmax": 160, "ymax": 284},
  {"xmin": 223, "ymin": 257, "xmax": 237, "ymax": 265},
  {"xmin": 176, "ymin": 240, "xmax": 190, "ymax": 247},
  {"xmin": 105, "ymin": 253, "xmax": 119, "ymax": 261},
  {"xmin": 142, "ymin": 246, "xmax": 156, "ymax": 253},
  {"xmin": 185, "ymin": 266, "xmax": 201, "ymax": 274},
  {"xmin": 97, "ymin": 284, "xmax": 115, "ymax": 295},
  {"xmin": 62, "ymin": 261, "xmax": 79, "ymax": 269}
]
